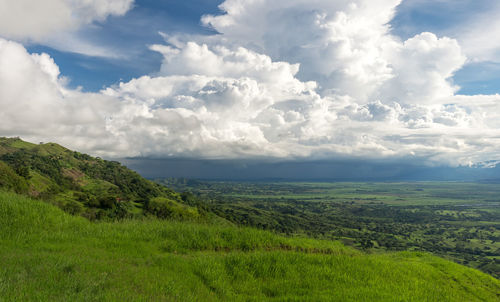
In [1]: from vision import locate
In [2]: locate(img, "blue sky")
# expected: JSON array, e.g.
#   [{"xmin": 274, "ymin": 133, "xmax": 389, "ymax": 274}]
[
  {"xmin": 26, "ymin": 0, "xmax": 222, "ymax": 91},
  {"xmin": 21, "ymin": 0, "xmax": 500, "ymax": 95}
]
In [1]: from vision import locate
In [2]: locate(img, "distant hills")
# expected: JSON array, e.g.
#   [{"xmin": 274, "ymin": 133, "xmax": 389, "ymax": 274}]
[{"xmin": 0, "ymin": 137, "xmax": 200, "ymax": 220}]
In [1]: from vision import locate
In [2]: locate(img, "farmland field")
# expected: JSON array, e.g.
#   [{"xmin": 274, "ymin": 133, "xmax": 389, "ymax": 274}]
[{"xmin": 158, "ymin": 180, "xmax": 500, "ymax": 278}]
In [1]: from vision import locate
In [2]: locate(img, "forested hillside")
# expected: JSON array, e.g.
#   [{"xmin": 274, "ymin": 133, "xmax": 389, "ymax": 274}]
[{"xmin": 0, "ymin": 137, "xmax": 199, "ymax": 220}]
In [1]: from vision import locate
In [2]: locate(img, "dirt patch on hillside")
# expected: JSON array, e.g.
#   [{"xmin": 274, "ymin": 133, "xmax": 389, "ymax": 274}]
[{"xmin": 62, "ymin": 168, "xmax": 85, "ymax": 183}]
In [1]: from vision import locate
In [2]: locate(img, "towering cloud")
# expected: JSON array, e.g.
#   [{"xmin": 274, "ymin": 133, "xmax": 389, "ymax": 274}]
[
  {"xmin": 200, "ymin": 0, "xmax": 466, "ymax": 105},
  {"xmin": 202, "ymin": 0, "xmax": 401, "ymax": 101}
]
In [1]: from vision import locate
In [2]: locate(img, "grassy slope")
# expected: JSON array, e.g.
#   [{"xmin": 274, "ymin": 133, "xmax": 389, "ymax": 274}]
[
  {"xmin": 0, "ymin": 137, "xmax": 200, "ymax": 220},
  {"xmin": 1, "ymin": 192, "xmax": 499, "ymax": 301}
]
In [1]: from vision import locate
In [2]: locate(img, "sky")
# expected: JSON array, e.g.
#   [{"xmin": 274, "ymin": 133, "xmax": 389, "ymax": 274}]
[{"xmin": 2, "ymin": 0, "xmax": 500, "ymax": 179}]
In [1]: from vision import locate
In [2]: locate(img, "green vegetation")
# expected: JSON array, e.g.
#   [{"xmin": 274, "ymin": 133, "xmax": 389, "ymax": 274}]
[
  {"xmin": 0, "ymin": 161, "xmax": 29, "ymax": 193},
  {"xmin": 1, "ymin": 137, "xmax": 499, "ymax": 299},
  {"xmin": 1, "ymin": 191, "xmax": 499, "ymax": 301},
  {"xmin": 160, "ymin": 180, "xmax": 500, "ymax": 279},
  {"xmin": 0, "ymin": 137, "xmax": 199, "ymax": 220}
]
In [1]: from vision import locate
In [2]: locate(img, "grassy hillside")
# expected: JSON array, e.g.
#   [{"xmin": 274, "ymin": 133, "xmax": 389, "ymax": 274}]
[
  {"xmin": 1, "ymin": 191, "xmax": 499, "ymax": 301},
  {"xmin": 0, "ymin": 137, "xmax": 200, "ymax": 220}
]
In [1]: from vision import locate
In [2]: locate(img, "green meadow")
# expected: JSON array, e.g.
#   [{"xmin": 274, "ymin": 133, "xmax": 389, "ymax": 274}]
[{"xmin": 1, "ymin": 191, "xmax": 499, "ymax": 301}]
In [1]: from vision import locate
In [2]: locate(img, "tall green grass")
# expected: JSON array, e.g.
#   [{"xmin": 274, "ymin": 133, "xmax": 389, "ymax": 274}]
[{"xmin": 1, "ymin": 191, "xmax": 499, "ymax": 301}]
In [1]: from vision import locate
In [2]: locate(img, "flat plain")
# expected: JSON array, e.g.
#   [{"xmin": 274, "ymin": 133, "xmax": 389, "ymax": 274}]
[{"xmin": 160, "ymin": 180, "xmax": 500, "ymax": 279}]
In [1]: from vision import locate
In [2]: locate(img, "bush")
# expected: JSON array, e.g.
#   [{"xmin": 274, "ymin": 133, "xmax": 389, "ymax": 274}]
[
  {"xmin": 0, "ymin": 162, "xmax": 29, "ymax": 194},
  {"xmin": 147, "ymin": 197, "xmax": 199, "ymax": 220},
  {"xmin": 98, "ymin": 195, "xmax": 118, "ymax": 209},
  {"xmin": 147, "ymin": 197, "xmax": 175, "ymax": 219},
  {"xmin": 62, "ymin": 200, "xmax": 84, "ymax": 215}
]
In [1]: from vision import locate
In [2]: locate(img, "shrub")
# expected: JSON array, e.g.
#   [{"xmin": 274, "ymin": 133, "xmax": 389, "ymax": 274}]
[
  {"xmin": 62, "ymin": 200, "xmax": 84, "ymax": 215},
  {"xmin": 0, "ymin": 162, "xmax": 29, "ymax": 194},
  {"xmin": 147, "ymin": 197, "xmax": 199, "ymax": 220}
]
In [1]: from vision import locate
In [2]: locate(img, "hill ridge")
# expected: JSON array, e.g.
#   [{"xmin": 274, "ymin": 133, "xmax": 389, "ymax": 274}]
[{"xmin": 0, "ymin": 137, "xmax": 200, "ymax": 221}]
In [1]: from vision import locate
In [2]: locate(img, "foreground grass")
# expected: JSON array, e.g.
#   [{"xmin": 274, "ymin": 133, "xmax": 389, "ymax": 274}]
[{"xmin": 1, "ymin": 192, "xmax": 499, "ymax": 301}]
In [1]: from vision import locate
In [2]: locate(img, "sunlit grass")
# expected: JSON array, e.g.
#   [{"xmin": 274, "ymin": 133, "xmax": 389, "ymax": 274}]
[{"xmin": 1, "ymin": 191, "xmax": 499, "ymax": 301}]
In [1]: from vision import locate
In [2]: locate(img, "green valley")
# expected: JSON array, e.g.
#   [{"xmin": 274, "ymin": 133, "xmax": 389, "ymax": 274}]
[
  {"xmin": 0, "ymin": 138, "xmax": 499, "ymax": 301},
  {"xmin": 1, "ymin": 191, "xmax": 499, "ymax": 301},
  {"xmin": 160, "ymin": 180, "xmax": 500, "ymax": 279}
]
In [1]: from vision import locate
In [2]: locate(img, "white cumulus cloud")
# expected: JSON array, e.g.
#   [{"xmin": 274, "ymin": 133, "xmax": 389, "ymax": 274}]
[
  {"xmin": 200, "ymin": 0, "xmax": 466, "ymax": 106},
  {"xmin": 0, "ymin": 0, "xmax": 134, "ymax": 57},
  {"xmin": 0, "ymin": 0, "xmax": 133, "ymax": 41},
  {"xmin": 1, "ymin": 0, "xmax": 500, "ymax": 167}
]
